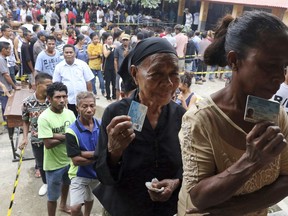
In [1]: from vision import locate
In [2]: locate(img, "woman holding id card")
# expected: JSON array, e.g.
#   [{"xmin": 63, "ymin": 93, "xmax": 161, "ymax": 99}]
[
  {"xmin": 93, "ymin": 38, "xmax": 186, "ymax": 216},
  {"xmin": 178, "ymin": 11, "xmax": 288, "ymax": 215}
]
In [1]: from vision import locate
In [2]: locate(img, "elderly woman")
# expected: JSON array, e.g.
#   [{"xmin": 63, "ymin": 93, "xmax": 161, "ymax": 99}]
[
  {"xmin": 178, "ymin": 11, "xmax": 288, "ymax": 216},
  {"xmin": 94, "ymin": 38, "xmax": 186, "ymax": 216}
]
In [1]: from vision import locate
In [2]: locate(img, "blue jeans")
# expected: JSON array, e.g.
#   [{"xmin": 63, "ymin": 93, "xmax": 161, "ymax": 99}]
[
  {"xmin": 0, "ymin": 94, "xmax": 8, "ymax": 122},
  {"xmin": 91, "ymin": 69, "xmax": 105, "ymax": 95},
  {"xmin": 9, "ymin": 66, "xmax": 16, "ymax": 84}
]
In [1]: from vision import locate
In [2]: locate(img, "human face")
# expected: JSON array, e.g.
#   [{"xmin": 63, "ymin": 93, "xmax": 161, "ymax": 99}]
[
  {"xmin": 234, "ymin": 33, "xmax": 288, "ymax": 99},
  {"xmin": 178, "ymin": 82, "xmax": 188, "ymax": 92},
  {"xmin": 48, "ymin": 90, "xmax": 67, "ymax": 113},
  {"xmin": 55, "ymin": 32, "xmax": 62, "ymax": 40},
  {"xmin": 2, "ymin": 45, "xmax": 11, "ymax": 57},
  {"xmin": 92, "ymin": 35, "xmax": 99, "ymax": 44},
  {"xmin": 132, "ymin": 53, "xmax": 180, "ymax": 106},
  {"xmin": 18, "ymin": 29, "xmax": 24, "ymax": 37},
  {"xmin": 77, "ymin": 97, "xmax": 96, "ymax": 121},
  {"xmin": 3, "ymin": 27, "xmax": 12, "ymax": 38},
  {"xmin": 106, "ymin": 35, "xmax": 113, "ymax": 45},
  {"xmin": 37, "ymin": 78, "xmax": 52, "ymax": 96},
  {"xmin": 63, "ymin": 47, "xmax": 76, "ymax": 65},
  {"xmin": 46, "ymin": 39, "xmax": 56, "ymax": 52},
  {"xmin": 25, "ymin": 32, "xmax": 33, "ymax": 42}
]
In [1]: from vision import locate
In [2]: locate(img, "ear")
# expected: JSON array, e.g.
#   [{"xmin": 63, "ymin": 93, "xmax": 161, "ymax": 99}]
[
  {"xmin": 227, "ymin": 51, "xmax": 238, "ymax": 71},
  {"xmin": 130, "ymin": 65, "xmax": 139, "ymax": 85}
]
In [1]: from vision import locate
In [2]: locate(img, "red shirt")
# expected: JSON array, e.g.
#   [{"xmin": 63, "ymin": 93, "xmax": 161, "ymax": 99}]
[
  {"xmin": 84, "ymin": 11, "xmax": 90, "ymax": 23},
  {"xmin": 67, "ymin": 36, "xmax": 75, "ymax": 45},
  {"xmin": 68, "ymin": 11, "xmax": 76, "ymax": 23}
]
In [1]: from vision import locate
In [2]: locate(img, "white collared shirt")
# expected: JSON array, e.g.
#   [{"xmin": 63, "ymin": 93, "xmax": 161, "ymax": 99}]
[{"xmin": 53, "ymin": 58, "xmax": 94, "ymax": 104}]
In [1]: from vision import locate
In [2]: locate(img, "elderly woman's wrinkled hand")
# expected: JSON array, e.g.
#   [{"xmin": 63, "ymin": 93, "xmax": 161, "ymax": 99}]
[
  {"xmin": 107, "ymin": 115, "xmax": 135, "ymax": 155},
  {"xmin": 148, "ymin": 179, "xmax": 180, "ymax": 202},
  {"xmin": 245, "ymin": 121, "xmax": 287, "ymax": 166}
]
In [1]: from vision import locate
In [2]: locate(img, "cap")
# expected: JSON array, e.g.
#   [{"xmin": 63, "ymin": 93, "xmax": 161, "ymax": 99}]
[
  {"xmin": 121, "ymin": 34, "xmax": 130, "ymax": 40},
  {"xmin": 37, "ymin": 30, "xmax": 48, "ymax": 38}
]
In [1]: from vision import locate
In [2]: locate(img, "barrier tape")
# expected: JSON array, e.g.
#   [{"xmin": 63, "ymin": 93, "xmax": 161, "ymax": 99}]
[
  {"xmin": 7, "ymin": 149, "xmax": 24, "ymax": 216},
  {"xmin": 180, "ymin": 70, "xmax": 232, "ymax": 74}
]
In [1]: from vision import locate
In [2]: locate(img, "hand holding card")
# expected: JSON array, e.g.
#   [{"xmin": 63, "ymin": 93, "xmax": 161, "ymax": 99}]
[
  {"xmin": 244, "ymin": 95, "xmax": 280, "ymax": 123},
  {"xmin": 128, "ymin": 101, "xmax": 148, "ymax": 132}
]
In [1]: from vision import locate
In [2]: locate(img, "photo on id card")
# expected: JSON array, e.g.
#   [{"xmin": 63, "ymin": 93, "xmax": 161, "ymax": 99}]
[
  {"xmin": 244, "ymin": 95, "xmax": 280, "ymax": 123},
  {"xmin": 128, "ymin": 101, "xmax": 148, "ymax": 132}
]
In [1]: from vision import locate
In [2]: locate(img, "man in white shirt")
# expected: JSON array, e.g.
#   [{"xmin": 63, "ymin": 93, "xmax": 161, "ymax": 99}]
[
  {"xmin": 0, "ymin": 24, "xmax": 17, "ymax": 84},
  {"xmin": 53, "ymin": 44, "xmax": 94, "ymax": 117},
  {"xmin": 96, "ymin": 6, "xmax": 104, "ymax": 28}
]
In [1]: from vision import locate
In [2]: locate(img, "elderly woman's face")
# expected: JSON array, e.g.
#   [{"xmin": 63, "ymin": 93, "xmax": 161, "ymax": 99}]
[{"xmin": 133, "ymin": 53, "xmax": 180, "ymax": 105}]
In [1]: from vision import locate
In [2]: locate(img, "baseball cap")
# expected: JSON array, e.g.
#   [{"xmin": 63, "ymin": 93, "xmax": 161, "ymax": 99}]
[{"xmin": 121, "ymin": 34, "xmax": 130, "ymax": 40}]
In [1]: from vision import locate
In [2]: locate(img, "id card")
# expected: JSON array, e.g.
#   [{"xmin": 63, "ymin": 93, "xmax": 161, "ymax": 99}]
[
  {"xmin": 128, "ymin": 101, "xmax": 148, "ymax": 132},
  {"xmin": 244, "ymin": 95, "xmax": 280, "ymax": 123}
]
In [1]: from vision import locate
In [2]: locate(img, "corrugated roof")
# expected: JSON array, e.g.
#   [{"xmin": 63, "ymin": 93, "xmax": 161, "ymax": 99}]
[{"xmin": 202, "ymin": 0, "xmax": 288, "ymax": 9}]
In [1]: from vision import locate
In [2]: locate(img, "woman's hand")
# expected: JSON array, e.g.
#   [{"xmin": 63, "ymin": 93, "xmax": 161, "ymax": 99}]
[
  {"xmin": 177, "ymin": 93, "xmax": 185, "ymax": 104},
  {"xmin": 148, "ymin": 179, "xmax": 180, "ymax": 202},
  {"xmin": 245, "ymin": 121, "xmax": 287, "ymax": 166},
  {"xmin": 107, "ymin": 115, "xmax": 135, "ymax": 156}
]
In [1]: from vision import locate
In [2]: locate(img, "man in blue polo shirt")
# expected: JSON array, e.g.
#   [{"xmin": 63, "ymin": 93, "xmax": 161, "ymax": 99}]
[{"xmin": 65, "ymin": 91, "xmax": 102, "ymax": 216}]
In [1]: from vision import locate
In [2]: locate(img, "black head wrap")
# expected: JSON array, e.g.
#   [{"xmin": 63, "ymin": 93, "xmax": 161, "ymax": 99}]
[{"xmin": 118, "ymin": 37, "xmax": 178, "ymax": 93}]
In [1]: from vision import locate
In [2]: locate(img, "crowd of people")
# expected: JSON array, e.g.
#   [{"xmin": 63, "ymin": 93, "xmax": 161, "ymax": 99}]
[{"xmin": 1, "ymin": 0, "xmax": 288, "ymax": 215}]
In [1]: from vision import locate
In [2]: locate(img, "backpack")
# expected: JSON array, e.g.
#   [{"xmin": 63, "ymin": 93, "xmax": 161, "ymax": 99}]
[{"xmin": 185, "ymin": 40, "xmax": 197, "ymax": 63}]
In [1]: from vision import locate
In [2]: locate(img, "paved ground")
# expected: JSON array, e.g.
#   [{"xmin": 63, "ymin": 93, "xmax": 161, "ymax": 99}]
[{"xmin": 1, "ymin": 77, "xmax": 287, "ymax": 215}]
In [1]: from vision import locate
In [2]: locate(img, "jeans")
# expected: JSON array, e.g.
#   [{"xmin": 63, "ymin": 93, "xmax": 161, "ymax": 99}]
[
  {"xmin": 91, "ymin": 69, "xmax": 105, "ymax": 95},
  {"xmin": 9, "ymin": 66, "xmax": 16, "ymax": 84},
  {"xmin": 0, "ymin": 94, "xmax": 8, "ymax": 121}
]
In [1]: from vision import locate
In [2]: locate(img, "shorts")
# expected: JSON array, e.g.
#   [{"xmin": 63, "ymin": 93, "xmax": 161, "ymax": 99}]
[
  {"xmin": 70, "ymin": 176, "xmax": 100, "ymax": 206},
  {"xmin": 46, "ymin": 165, "xmax": 70, "ymax": 201}
]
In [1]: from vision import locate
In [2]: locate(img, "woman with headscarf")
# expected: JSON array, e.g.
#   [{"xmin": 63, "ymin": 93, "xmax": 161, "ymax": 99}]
[{"xmin": 93, "ymin": 37, "xmax": 186, "ymax": 216}]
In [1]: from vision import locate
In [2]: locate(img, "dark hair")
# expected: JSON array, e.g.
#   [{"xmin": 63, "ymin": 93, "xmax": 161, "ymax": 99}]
[
  {"xmin": 102, "ymin": 32, "xmax": 111, "ymax": 42},
  {"xmin": 33, "ymin": 24, "xmax": 40, "ymax": 33},
  {"xmin": 1, "ymin": 24, "xmax": 10, "ymax": 32},
  {"xmin": 180, "ymin": 72, "xmax": 193, "ymax": 88},
  {"xmin": 75, "ymin": 34, "xmax": 85, "ymax": 44},
  {"xmin": 46, "ymin": 35, "xmax": 56, "ymax": 42},
  {"xmin": 113, "ymin": 29, "xmax": 123, "ymax": 40},
  {"xmin": 25, "ymin": 15, "xmax": 32, "ymax": 22},
  {"xmin": 67, "ymin": 28, "xmax": 75, "ymax": 37},
  {"xmin": 90, "ymin": 31, "xmax": 99, "ymax": 40},
  {"xmin": 165, "ymin": 27, "xmax": 173, "ymax": 34},
  {"xmin": 35, "ymin": 73, "xmax": 52, "ymax": 85},
  {"xmin": 136, "ymin": 32, "xmax": 144, "ymax": 40},
  {"xmin": 100, "ymin": 22, "xmax": 107, "ymax": 28},
  {"xmin": 46, "ymin": 82, "xmax": 68, "ymax": 98},
  {"xmin": 204, "ymin": 11, "xmax": 288, "ymax": 67},
  {"xmin": 19, "ymin": 26, "xmax": 28, "ymax": 32},
  {"xmin": 63, "ymin": 44, "xmax": 75, "ymax": 52},
  {"xmin": 0, "ymin": 41, "xmax": 10, "ymax": 51},
  {"xmin": 23, "ymin": 29, "xmax": 31, "ymax": 37},
  {"xmin": 36, "ymin": 14, "xmax": 43, "ymax": 22},
  {"xmin": 50, "ymin": 18, "xmax": 57, "ymax": 26},
  {"xmin": 187, "ymin": 30, "xmax": 194, "ymax": 38}
]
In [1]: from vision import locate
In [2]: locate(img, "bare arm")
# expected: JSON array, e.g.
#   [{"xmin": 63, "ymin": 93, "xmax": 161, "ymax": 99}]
[
  {"xmin": 86, "ymin": 81, "xmax": 92, "ymax": 92},
  {"xmin": 71, "ymin": 151, "xmax": 95, "ymax": 166},
  {"xmin": 189, "ymin": 122, "xmax": 286, "ymax": 210},
  {"xmin": 43, "ymin": 133, "xmax": 65, "ymax": 149},
  {"xmin": 188, "ymin": 175, "xmax": 288, "ymax": 215},
  {"xmin": 114, "ymin": 58, "xmax": 118, "ymax": 73},
  {"xmin": 3, "ymin": 73, "xmax": 19, "ymax": 90},
  {"xmin": 14, "ymin": 37, "xmax": 20, "ymax": 62}
]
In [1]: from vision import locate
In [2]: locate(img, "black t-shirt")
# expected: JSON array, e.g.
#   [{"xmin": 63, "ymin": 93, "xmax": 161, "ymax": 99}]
[{"xmin": 21, "ymin": 42, "xmax": 32, "ymax": 74}]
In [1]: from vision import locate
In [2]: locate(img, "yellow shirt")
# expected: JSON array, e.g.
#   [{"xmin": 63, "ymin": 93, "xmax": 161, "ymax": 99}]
[{"xmin": 87, "ymin": 43, "xmax": 103, "ymax": 70}]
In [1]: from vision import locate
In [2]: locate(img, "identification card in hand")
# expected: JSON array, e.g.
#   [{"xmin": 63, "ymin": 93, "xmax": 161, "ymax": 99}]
[
  {"xmin": 128, "ymin": 100, "xmax": 148, "ymax": 132},
  {"xmin": 244, "ymin": 95, "xmax": 280, "ymax": 123}
]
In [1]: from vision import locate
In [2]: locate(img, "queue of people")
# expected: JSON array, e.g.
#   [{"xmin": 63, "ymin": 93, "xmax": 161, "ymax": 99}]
[{"xmin": 0, "ymin": 8, "xmax": 288, "ymax": 216}]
